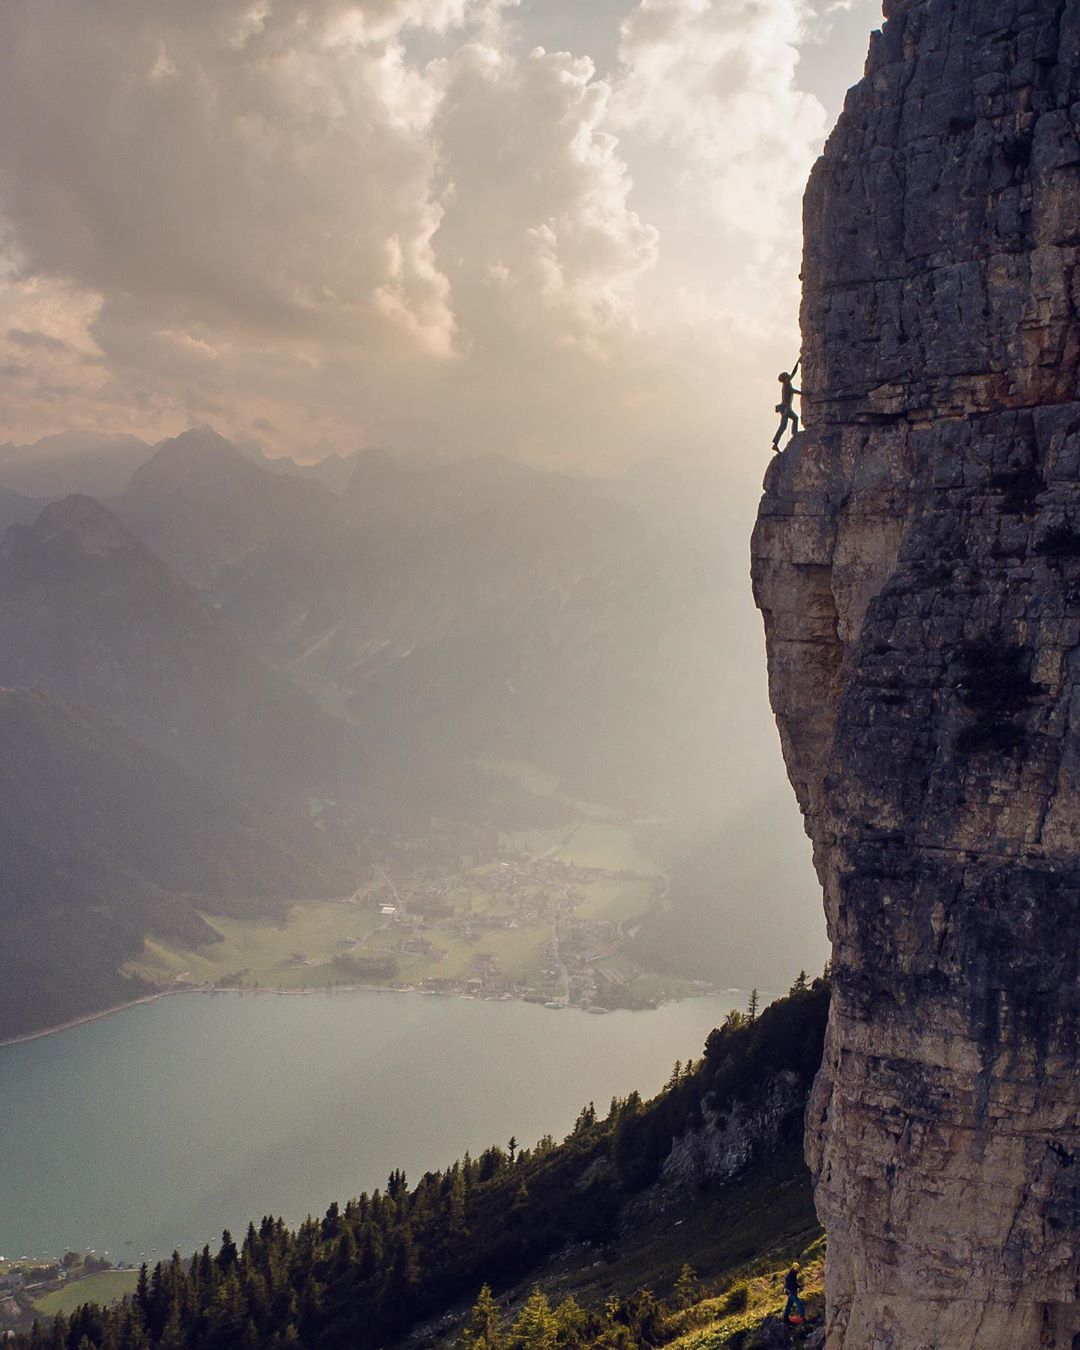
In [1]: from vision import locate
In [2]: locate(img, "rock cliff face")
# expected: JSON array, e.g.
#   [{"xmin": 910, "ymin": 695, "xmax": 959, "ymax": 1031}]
[{"xmin": 751, "ymin": 2, "xmax": 1080, "ymax": 1346}]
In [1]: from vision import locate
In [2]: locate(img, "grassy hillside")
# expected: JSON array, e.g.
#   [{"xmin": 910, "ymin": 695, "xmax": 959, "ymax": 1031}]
[{"xmin": 447, "ymin": 1226, "xmax": 825, "ymax": 1350}]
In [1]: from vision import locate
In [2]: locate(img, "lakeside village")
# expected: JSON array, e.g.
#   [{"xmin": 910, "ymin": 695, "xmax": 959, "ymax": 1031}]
[
  {"xmin": 267, "ymin": 850, "xmax": 675, "ymax": 1010},
  {"xmin": 159, "ymin": 843, "xmax": 713, "ymax": 1012},
  {"xmin": 364, "ymin": 853, "xmax": 643, "ymax": 1008}
]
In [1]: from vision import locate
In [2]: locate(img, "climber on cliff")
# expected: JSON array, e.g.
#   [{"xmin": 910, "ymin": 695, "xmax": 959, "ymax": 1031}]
[
  {"xmin": 782, "ymin": 1262, "xmax": 805, "ymax": 1325},
  {"xmin": 772, "ymin": 357, "xmax": 801, "ymax": 451}
]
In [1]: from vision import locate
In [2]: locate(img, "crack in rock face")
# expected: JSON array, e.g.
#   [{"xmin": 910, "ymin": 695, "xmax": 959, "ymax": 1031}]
[{"xmin": 751, "ymin": 1, "xmax": 1080, "ymax": 1346}]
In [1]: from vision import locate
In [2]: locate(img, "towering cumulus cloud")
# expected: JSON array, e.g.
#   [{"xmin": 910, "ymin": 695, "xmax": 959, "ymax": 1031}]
[{"xmin": 0, "ymin": 0, "xmax": 826, "ymax": 464}]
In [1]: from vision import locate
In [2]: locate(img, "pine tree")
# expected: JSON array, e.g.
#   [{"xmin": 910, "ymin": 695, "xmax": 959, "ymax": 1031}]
[
  {"xmin": 553, "ymin": 1295, "xmax": 588, "ymax": 1344},
  {"xmin": 673, "ymin": 1263, "xmax": 700, "ymax": 1309},
  {"xmin": 157, "ymin": 1302, "xmax": 185, "ymax": 1350},
  {"xmin": 464, "ymin": 1283, "xmax": 504, "ymax": 1350},
  {"xmin": 448, "ymin": 1164, "xmax": 467, "ymax": 1233},
  {"xmin": 747, "ymin": 988, "xmax": 760, "ymax": 1021},
  {"xmin": 321, "ymin": 1201, "xmax": 342, "ymax": 1240},
  {"xmin": 332, "ymin": 1229, "xmax": 357, "ymax": 1279},
  {"xmin": 510, "ymin": 1288, "xmax": 557, "ymax": 1350},
  {"xmin": 217, "ymin": 1229, "xmax": 238, "ymax": 1272},
  {"xmin": 135, "ymin": 1264, "xmax": 150, "ymax": 1320},
  {"xmin": 571, "ymin": 1102, "xmax": 596, "ymax": 1136}
]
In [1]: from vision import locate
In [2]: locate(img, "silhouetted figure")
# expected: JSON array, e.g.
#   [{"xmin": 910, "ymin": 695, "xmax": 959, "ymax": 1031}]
[
  {"xmin": 783, "ymin": 1262, "xmax": 806, "ymax": 1324},
  {"xmin": 772, "ymin": 357, "xmax": 801, "ymax": 451}
]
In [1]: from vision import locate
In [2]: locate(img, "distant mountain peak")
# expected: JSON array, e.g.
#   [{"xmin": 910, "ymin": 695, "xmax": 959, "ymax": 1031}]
[
  {"xmin": 30, "ymin": 493, "xmax": 138, "ymax": 557},
  {"xmin": 152, "ymin": 425, "xmax": 248, "ymax": 463},
  {"xmin": 25, "ymin": 429, "xmax": 148, "ymax": 455}
]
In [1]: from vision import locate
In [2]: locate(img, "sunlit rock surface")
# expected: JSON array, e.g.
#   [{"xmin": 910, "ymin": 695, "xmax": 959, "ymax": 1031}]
[{"xmin": 752, "ymin": 1, "xmax": 1080, "ymax": 1345}]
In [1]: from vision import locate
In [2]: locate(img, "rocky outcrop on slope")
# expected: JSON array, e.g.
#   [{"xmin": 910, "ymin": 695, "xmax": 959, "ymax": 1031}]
[
  {"xmin": 751, "ymin": 2, "xmax": 1080, "ymax": 1346},
  {"xmin": 659, "ymin": 1071, "xmax": 805, "ymax": 1194},
  {"xmin": 617, "ymin": 1069, "xmax": 808, "ymax": 1233}
]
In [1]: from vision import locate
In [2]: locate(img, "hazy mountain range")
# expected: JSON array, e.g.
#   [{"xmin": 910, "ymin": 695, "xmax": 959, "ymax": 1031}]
[
  {"xmin": 0, "ymin": 426, "xmax": 817, "ymax": 1036},
  {"xmin": 0, "ymin": 432, "xmax": 151, "ymax": 499},
  {"xmin": 0, "ymin": 492, "xmax": 368, "ymax": 813},
  {"xmin": 111, "ymin": 429, "xmax": 744, "ymax": 821},
  {"xmin": 0, "ymin": 429, "xmax": 357, "ymax": 501}
]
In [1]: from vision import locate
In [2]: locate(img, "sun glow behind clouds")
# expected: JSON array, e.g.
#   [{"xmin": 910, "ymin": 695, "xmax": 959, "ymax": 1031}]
[{"xmin": 0, "ymin": 0, "xmax": 869, "ymax": 467}]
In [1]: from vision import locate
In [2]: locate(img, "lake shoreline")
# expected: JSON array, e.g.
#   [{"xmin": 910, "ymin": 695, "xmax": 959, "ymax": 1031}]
[
  {"xmin": 1, "ymin": 978, "xmax": 727, "ymax": 1052},
  {"xmin": 2, "ymin": 985, "xmax": 742, "ymax": 1262},
  {"xmin": 0, "ymin": 981, "xmax": 421, "ymax": 1050},
  {"xmin": 0, "ymin": 989, "xmax": 189, "ymax": 1050}
]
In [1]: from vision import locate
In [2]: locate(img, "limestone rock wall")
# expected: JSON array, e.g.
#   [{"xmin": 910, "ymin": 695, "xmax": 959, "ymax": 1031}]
[{"xmin": 751, "ymin": 2, "xmax": 1080, "ymax": 1345}]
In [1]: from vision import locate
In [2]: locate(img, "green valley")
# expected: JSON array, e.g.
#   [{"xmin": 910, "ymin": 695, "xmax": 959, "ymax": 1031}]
[{"xmin": 124, "ymin": 810, "xmax": 707, "ymax": 1010}]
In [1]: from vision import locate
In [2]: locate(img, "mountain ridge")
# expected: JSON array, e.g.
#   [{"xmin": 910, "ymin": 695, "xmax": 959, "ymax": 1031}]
[
  {"xmin": 0, "ymin": 686, "xmax": 354, "ymax": 1040},
  {"xmin": 0, "ymin": 492, "xmax": 370, "ymax": 814},
  {"xmin": 119, "ymin": 435, "xmax": 748, "ymax": 823}
]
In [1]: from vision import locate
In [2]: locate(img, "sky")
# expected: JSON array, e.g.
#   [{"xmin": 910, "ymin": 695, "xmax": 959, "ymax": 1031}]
[{"xmin": 0, "ymin": 0, "xmax": 883, "ymax": 472}]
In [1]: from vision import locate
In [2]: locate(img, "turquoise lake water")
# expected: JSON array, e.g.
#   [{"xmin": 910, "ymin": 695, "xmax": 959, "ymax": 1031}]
[{"xmin": 0, "ymin": 988, "xmax": 741, "ymax": 1262}]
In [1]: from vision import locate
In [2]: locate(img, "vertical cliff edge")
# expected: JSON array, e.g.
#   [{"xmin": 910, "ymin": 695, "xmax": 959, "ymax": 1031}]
[{"xmin": 751, "ymin": 2, "xmax": 1080, "ymax": 1346}]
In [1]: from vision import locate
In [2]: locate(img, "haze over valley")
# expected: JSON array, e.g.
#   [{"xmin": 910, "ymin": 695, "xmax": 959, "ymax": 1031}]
[{"xmin": 0, "ymin": 426, "xmax": 825, "ymax": 1045}]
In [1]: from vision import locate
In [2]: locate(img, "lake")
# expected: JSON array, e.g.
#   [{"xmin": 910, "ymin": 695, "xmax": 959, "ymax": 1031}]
[{"xmin": 0, "ymin": 988, "xmax": 742, "ymax": 1262}]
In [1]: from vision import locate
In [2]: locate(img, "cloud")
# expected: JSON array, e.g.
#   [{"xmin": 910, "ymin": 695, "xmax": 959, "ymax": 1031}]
[
  {"xmin": 432, "ymin": 41, "xmax": 659, "ymax": 352},
  {"xmin": 0, "ymin": 0, "xmax": 457, "ymax": 347},
  {"xmin": 7, "ymin": 328, "xmax": 70, "ymax": 352},
  {"xmin": 0, "ymin": 0, "xmax": 830, "ymax": 469},
  {"xmin": 612, "ymin": 0, "xmax": 826, "ymax": 240}
]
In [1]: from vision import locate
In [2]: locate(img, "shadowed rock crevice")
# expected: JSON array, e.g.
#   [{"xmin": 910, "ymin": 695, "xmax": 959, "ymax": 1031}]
[{"xmin": 752, "ymin": 1, "xmax": 1080, "ymax": 1345}]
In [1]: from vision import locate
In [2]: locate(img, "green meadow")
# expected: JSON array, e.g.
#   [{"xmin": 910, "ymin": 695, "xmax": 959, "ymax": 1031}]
[{"xmin": 33, "ymin": 1269, "xmax": 141, "ymax": 1317}]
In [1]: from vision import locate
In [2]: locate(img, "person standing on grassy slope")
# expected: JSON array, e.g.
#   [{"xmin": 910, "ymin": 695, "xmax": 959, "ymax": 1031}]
[{"xmin": 783, "ymin": 1261, "xmax": 805, "ymax": 1324}]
